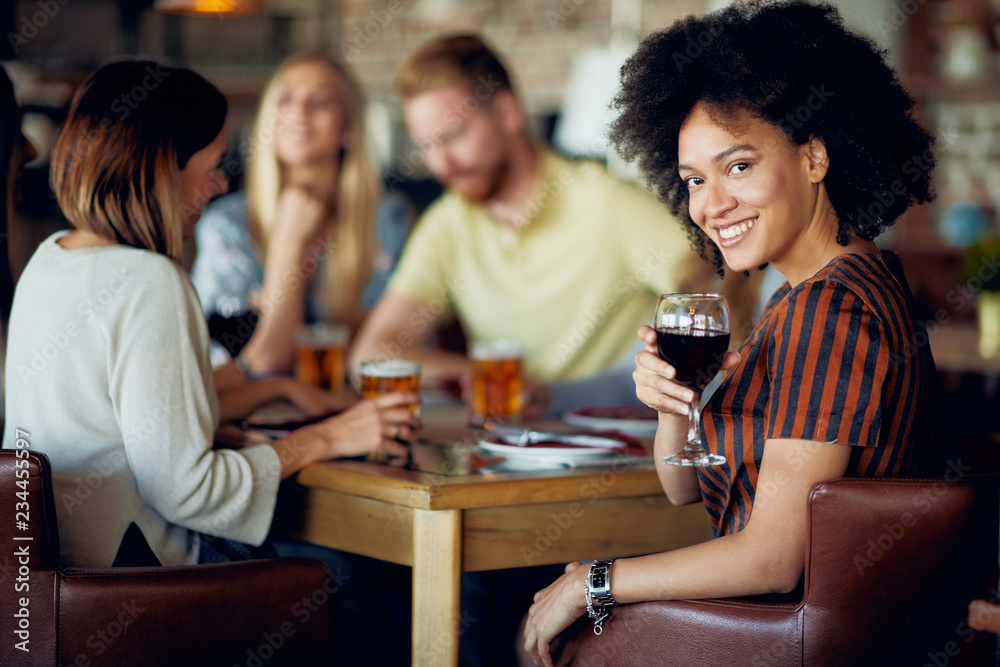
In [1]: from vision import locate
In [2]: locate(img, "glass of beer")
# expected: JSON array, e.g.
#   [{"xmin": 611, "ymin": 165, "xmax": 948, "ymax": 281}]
[
  {"xmin": 469, "ymin": 340, "xmax": 523, "ymax": 427},
  {"xmin": 295, "ymin": 323, "xmax": 350, "ymax": 395},
  {"xmin": 360, "ymin": 360, "xmax": 422, "ymax": 417}
]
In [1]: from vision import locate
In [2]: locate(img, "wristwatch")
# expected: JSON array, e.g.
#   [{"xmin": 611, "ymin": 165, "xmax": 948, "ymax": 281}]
[
  {"xmin": 587, "ymin": 559, "xmax": 618, "ymax": 609},
  {"xmin": 584, "ymin": 559, "xmax": 618, "ymax": 635}
]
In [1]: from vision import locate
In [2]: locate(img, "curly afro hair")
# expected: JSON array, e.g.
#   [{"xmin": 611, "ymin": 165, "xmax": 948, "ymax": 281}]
[{"xmin": 609, "ymin": 0, "xmax": 936, "ymax": 275}]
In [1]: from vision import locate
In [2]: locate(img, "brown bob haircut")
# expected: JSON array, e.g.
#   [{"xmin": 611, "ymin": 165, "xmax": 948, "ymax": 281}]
[
  {"xmin": 396, "ymin": 33, "xmax": 513, "ymax": 101},
  {"xmin": 51, "ymin": 60, "xmax": 227, "ymax": 263}
]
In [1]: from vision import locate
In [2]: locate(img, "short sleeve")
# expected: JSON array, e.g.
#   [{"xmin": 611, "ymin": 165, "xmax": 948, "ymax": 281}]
[
  {"xmin": 766, "ymin": 280, "xmax": 888, "ymax": 448},
  {"xmin": 386, "ymin": 198, "xmax": 456, "ymax": 306},
  {"xmin": 190, "ymin": 193, "xmax": 264, "ymax": 318}
]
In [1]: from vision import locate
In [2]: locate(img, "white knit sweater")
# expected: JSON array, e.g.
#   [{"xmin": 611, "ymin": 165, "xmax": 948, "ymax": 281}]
[{"xmin": 2, "ymin": 232, "xmax": 281, "ymax": 566}]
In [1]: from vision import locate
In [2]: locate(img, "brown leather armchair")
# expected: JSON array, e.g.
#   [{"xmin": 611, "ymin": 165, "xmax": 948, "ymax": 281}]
[
  {"xmin": 555, "ymin": 475, "xmax": 999, "ymax": 667},
  {"xmin": 0, "ymin": 449, "xmax": 337, "ymax": 666}
]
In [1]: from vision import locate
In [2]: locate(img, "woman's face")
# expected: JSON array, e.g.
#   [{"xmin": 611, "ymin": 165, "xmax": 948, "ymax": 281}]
[
  {"xmin": 272, "ymin": 61, "xmax": 348, "ymax": 166},
  {"xmin": 179, "ymin": 123, "xmax": 228, "ymax": 239},
  {"xmin": 677, "ymin": 103, "xmax": 821, "ymax": 274}
]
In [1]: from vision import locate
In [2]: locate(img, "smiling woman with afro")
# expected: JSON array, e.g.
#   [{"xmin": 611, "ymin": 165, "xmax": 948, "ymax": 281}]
[{"xmin": 521, "ymin": 4, "xmax": 940, "ymax": 666}]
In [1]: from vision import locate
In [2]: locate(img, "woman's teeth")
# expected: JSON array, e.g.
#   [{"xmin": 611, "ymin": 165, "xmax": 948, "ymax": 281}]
[{"xmin": 719, "ymin": 218, "xmax": 756, "ymax": 239}]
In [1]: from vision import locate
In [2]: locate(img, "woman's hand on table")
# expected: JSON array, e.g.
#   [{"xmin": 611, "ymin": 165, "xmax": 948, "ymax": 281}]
[
  {"xmin": 309, "ymin": 392, "xmax": 420, "ymax": 460},
  {"xmin": 634, "ymin": 325, "xmax": 740, "ymax": 416},
  {"xmin": 523, "ymin": 561, "xmax": 588, "ymax": 667}
]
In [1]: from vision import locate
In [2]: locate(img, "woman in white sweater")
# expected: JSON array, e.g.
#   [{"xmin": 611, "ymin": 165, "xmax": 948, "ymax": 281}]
[{"xmin": 1, "ymin": 61, "xmax": 418, "ymax": 567}]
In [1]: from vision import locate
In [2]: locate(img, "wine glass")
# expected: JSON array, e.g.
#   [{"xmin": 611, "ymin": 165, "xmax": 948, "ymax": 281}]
[{"xmin": 653, "ymin": 294, "xmax": 730, "ymax": 466}]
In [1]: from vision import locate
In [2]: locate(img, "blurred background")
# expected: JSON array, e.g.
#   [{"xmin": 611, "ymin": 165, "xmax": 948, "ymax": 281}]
[{"xmin": 3, "ymin": 0, "xmax": 1000, "ymax": 461}]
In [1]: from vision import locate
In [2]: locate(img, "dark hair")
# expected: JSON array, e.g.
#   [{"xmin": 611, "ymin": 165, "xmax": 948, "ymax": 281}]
[
  {"xmin": 396, "ymin": 33, "xmax": 513, "ymax": 101},
  {"xmin": 0, "ymin": 65, "xmax": 20, "ymax": 323},
  {"xmin": 609, "ymin": 0, "xmax": 936, "ymax": 274},
  {"xmin": 51, "ymin": 60, "xmax": 227, "ymax": 262}
]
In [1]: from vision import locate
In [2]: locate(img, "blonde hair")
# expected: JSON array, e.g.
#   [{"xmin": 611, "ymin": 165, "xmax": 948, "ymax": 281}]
[
  {"xmin": 51, "ymin": 60, "xmax": 227, "ymax": 264},
  {"xmin": 245, "ymin": 51, "xmax": 378, "ymax": 323}
]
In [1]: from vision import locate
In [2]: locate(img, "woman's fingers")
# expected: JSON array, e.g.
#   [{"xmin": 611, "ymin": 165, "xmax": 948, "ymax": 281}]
[
  {"xmin": 968, "ymin": 599, "xmax": 1000, "ymax": 633},
  {"xmin": 633, "ymin": 346, "xmax": 695, "ymax": 415},
  {"xmin": 522, "ymin": 623, "xmax": 538, "ymax": 665},
  {"xmin": 380, "ymin": 420, "xmax": 418, "ymax": 445},
  {"xmin": 372, "ymin": 391, "xmax": 420, "ymax": 410},
  {"xmin": 379, "ymin": 405, "xmax": 421, "ymax": 427},
  {"xmin": 634, "ymin": 348, "xmax": 676, "ymax": 380},
  {"xmin": 318, "ymin": 396, "xmax": 421, "ymax": 458},
  {"xmin": 376, "ymin": 437, "xmax": 410, "ymax": 458},
  {"xmin": 635, "ymin": 377, "xmax": 694, "ymax": 415},
  {"xmin": 720, "ymin": 350, "xmax": 741, "ymax": 371},
  {"xmin": 638, "ymin": 325, "xmax": 657, "ymax": 345}
]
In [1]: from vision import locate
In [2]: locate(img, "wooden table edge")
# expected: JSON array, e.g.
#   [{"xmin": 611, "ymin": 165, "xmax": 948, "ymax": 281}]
[{"xmin": 294, "ymin": 459, "xmax": 667, "ymax": 510}]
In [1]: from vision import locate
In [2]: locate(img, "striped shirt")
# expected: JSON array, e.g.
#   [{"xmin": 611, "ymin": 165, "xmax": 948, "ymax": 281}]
[{"xmin": 697, "ymin": 252, "xmax": 936, "ymax": 537}]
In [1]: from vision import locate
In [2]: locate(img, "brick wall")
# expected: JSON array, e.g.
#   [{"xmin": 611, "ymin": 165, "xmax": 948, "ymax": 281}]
[{"xmin": 336, "ymin": 0, "xmax": 704, "ymax": 120}]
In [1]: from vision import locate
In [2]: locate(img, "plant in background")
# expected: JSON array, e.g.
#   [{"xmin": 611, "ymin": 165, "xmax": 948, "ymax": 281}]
[{"xmin": 963, "ymin": 235, "xmax": 1000, "ymax": 292}]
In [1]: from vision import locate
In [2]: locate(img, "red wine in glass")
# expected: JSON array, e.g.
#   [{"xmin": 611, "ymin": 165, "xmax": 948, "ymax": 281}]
[
  {"xmin": 653, "ymin": 294, "xmax": 731, "ymax": 466},
  {"xmin": 655, "ymin": 328, "xmax": 731, "ymax": 391}
]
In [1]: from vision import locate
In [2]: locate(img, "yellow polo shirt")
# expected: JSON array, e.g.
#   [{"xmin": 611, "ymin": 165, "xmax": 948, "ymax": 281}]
[{"xmin": 389, "ymin": 149, "xmax": 695, "ymax": 382}]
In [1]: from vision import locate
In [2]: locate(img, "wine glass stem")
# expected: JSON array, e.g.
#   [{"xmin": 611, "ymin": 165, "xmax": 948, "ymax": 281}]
[{"xmin": 687, "ymin": 393, "xmax": 703, "ymax": 447}]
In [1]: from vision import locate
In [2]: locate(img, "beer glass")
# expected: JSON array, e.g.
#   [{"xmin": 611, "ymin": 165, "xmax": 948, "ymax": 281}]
[
  {"xmin": 296, "ymin": 323, "xmax": 350, "ymax": 394},
  {"xmin": 469, "ymin": 340, "xmax": 523, "ymax": 427},
  {"xmin": 360, "ymin": 360, "xmax": 422, "ymax": 417},
  {"xmin": 654, "ymin": 294, "xmax": 730, "ymax": 466}
]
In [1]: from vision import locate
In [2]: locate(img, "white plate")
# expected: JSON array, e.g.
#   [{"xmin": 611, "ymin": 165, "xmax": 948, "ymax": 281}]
[
  {"xmin": 562, "ymin": 409, "xmax": 658, "ymax": 438},
  {"xmin": 478, "ymin": 440, "xmax": 620, "ymax": 470}
]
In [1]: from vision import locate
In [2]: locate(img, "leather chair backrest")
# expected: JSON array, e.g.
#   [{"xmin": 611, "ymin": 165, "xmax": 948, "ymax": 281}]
[
  {"xmin": 0, "ymin": 449, "xmax": 61, "ymax": 664},
  {"xmin": 803, "ymin": 476, "xmax": 998, "ymax": 666}
]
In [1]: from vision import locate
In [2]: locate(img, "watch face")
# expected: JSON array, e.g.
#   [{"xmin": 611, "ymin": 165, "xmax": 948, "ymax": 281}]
[{"xmin": 593, "ymin": 573, "xmax": 607, "ymax": 588}]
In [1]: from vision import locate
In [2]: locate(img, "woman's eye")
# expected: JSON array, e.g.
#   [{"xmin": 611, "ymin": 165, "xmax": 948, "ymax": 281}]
[
  {"xmin": 730, "ymin": 162, "xmax": 752, "ymax": 175},
  {"xmin": 684, "ymin": 176, "xmax": 703, "ymax": 188}
]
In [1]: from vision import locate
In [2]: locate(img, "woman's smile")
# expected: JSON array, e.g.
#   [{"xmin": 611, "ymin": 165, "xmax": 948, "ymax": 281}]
[{"xmin": 714, "ymin": 216, "xmax": 758, "ymax": 247}]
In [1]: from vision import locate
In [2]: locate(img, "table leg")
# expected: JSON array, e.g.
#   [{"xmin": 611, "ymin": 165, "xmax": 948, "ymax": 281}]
[{"xmin": 412, "ymin": 508, "xmax": 462, "ymax": 667}]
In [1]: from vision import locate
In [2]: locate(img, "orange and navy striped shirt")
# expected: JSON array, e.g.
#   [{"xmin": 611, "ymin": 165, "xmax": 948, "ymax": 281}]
[{"xmin": 698, "ymin": 252, "xmax": 936, "ymax": 537}]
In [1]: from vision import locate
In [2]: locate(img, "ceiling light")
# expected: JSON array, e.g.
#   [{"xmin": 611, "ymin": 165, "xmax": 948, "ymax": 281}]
[{"xmin": 154, "ymin": 0, "xmax": 264, "ymax": 16}]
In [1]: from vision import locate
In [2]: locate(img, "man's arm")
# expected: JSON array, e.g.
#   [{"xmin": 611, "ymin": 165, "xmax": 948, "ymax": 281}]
[{"xmin": 349, "ymin": 289, "xmax": 470, "ymax": 384}]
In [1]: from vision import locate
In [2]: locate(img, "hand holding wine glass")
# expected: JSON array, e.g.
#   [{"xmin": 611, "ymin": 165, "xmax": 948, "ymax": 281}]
[{"xmin": 651, "ymin": 294, "xmax": 731, "ymax": 466}]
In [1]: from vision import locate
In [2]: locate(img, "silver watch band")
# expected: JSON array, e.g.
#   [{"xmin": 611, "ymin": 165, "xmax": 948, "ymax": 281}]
[{"xmin": 587, "ymin": 559, "xmax": 618, "ymax": 609}]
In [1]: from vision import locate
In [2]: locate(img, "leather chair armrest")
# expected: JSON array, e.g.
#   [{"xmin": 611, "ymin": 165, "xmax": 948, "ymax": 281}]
[
  {"xmin": 57, "ymin": 558, "xmax": 337, "ymax": 667},
  {"xmin": 555, "ymin": 597, "xmax": 801, "ymax": 667}
]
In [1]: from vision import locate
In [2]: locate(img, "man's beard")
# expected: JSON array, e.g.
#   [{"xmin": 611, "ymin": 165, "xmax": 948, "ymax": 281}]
[{"xmin": 448, "ymin": 159, "xmax": 509, "ymax": 203}]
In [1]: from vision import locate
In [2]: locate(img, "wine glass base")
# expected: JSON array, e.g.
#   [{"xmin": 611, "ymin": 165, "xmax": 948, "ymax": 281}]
[{"xmin": 662, "ymin": 450, "xmax": 727, "ymax": 467}]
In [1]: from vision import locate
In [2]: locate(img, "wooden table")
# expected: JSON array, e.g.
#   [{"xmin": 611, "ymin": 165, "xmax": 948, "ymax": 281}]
[{"xmin": 272, "ymin": 405, "xmax": 714, "ymax": 667}]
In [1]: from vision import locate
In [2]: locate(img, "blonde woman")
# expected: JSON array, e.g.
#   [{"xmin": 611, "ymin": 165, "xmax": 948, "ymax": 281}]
[
  {"xmin": 2, "ymin": 60, "xmax": 417, "ymax": 567},
  {"xmin": 191, "ymin": 51, "xmax": 411, "ymax": 376}
]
